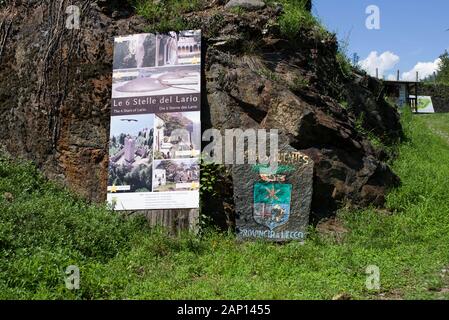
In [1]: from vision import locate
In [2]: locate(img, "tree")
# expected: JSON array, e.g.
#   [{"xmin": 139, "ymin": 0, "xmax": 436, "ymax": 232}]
[
  {"xmin": 436, "ymin": 50, "xmax": 449, "ymax": 85},
  {"xmin": 119, "ymin": 133, "xmax": 126, "ymax": 146}
]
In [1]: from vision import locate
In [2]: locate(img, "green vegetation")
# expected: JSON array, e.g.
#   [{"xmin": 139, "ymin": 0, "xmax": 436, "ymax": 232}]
[
  {"xmin": 267, "ymin": 0, "xmax": 327, "ymax": 40},
  {"xmin": 335, "ymin": 37, "xmax": 356, "ymax": 79},
  {"xmin": 199, "ymin": 159, "xmax": 228, "ymax": 229},
  {"xmin": 131, "ymin": 0, "xmax": 206, "ymax": 33},
  {"xmin": 422, "ymin": 50, "xmax": 449, "ymax": 86},
  {"xmin": 200, "ymin": 160, "xmax": 225, "ymax": 199},
  {"xmin": 131, "ymin": 0, "xmax": 327, "ymax": 40},
  {"xmin": 339, "ymin": 100, "xmax": 348, "ymax": 109},
  {"xmin": 0, "ymin": 157, "xmax": 149, "ymax": 299},
  {"xmin": 2, "ymin": 112, "xmax": 449, "ymax": 299},
  {"xmin": 431, "ymin": 51, "xmax": 449, "ymax": 85},
  {"xmin": 336, "ymin": 51, "xmax": 353, "ymax": 79},
  {"xmin": 289, "ymin": 75, "xmax": 310, "ymax": 92},
  {"xmin": 228, "ymin": 5, "xmax": 246, "ymax": 16},
  {"xmin": 354, "ymin": 112, "xmax": 391, "ymax": 153},
  {"xmin": 256, "ymin": 67, "xmax": 281, "ymax": 82}
]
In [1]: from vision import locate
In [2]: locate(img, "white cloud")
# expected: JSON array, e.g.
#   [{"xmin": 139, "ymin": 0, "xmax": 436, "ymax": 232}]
[
  {"xmin": 359, "ymin": 51, "xmax": 441, "ymax": 81},
  {"xmin": 359, "ymin": 51, "xmax": 400, "ymax": 77},
  {"xmin": 401, "ymin": 58, "xmax": 441, "ymax": 81},
  {"xmin": 386, "ymin": 74, "xmax": 396, "ymax": 81}
]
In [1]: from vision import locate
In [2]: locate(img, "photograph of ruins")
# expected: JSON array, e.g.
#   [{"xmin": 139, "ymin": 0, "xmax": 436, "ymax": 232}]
[
  {"xmin": 112, "ymin": 31, "xmax": 201, "ymax": 98},
  {"xmin": 153, "ymin": 112, "xmax": 201, "ymax": 160},
  {"xmin": 108, "ymin": 114, "xmax": 154, "ymax": 193},
  {"xmin": 152, "ymin": 159, "xmax": 200, "ymax": 192}
]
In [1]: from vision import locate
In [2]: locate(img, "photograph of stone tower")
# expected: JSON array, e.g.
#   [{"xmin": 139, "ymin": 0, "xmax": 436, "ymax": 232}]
[{"xmin": 108, "ymin": 114, "xmax": 154, "ymax": 193}]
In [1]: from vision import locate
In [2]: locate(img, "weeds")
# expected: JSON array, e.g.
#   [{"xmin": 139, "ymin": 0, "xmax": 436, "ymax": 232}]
[{"xmin": 132, "ymin": 0, "xmax": 205, "ymax": 33}]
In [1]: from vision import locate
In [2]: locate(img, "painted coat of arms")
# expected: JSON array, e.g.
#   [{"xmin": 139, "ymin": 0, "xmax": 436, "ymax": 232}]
[{"xmin": 253, "ymin": 182, "xmax": 292, "ymax": 230}]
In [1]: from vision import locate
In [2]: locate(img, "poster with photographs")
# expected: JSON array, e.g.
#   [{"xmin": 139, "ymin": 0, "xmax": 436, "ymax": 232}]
[{"xmin": 107, "ymin": 30, "xmax": 201, "ymax": 210}]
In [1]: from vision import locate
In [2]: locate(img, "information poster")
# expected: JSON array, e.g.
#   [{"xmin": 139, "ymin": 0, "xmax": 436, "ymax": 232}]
[
  {"xmin": 107, "ymin": 30, "xmax": 201, "ymax": 210},
  {"xmin": 416, "ymin": 96, "xmax": 435, "ymax": 113}
]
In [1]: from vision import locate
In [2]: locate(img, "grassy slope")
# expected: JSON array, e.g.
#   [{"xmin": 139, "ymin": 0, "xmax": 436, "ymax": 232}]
[{"xmin": 1, "ymin": 112, "xmax": 449, "ymax": 300}]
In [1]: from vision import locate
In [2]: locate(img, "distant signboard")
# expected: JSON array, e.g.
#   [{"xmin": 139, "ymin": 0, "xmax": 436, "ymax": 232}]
[
  {"xmin": 107, "ymin": 31, "xmax": 202, "ymax": 211},
  {"xmin": 415, "ymin": 96, "xmax": 435, "ymax": 113}
]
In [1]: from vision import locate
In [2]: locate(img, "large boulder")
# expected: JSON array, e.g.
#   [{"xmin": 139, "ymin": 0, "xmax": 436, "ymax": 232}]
[
  {"xmin": 0, "ymin": 1, "xmax": 402, "ymax": 223},
  {"xmin": 205, "ymin": 48, "xmax": 400, "ymax": 220}
]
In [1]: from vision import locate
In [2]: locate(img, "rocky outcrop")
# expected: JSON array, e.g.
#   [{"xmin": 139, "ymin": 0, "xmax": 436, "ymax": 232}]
[
  {"xmin": 201, "ymin": 4, "xmax": 401, "ymax": 220},
  {"xmin": 225, "ymin": 0, "xmax": 266, "ymax": 10},
  {"xmin": 344, "ymin": 73, "xmax": 403, "ymax": 143},
  {"xmin": 0, "ymin": 0, "xmax": 402, "ymax": 222}
]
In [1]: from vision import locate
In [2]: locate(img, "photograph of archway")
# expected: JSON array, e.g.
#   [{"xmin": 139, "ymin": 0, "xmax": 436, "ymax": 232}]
[
  {"xmin": 108, "ymin": 114, "xmax": 154, "ymax": 193},
  {"xmin": 153, "ymin": 112, "xmax": 201, "ymax": 160},
  {"xmin": 152, "ymin": 159, "xmax": 200, "ymax": 192},
  {"xmin": 112, "ymin": 31, "xmax": 201, "ymax": 98}
]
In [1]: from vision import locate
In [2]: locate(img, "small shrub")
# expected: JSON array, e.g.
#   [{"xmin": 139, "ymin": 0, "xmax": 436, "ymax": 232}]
[
  {"xmin": 199, "ymin": 158, "xmax": 228, "ymax": 231},
  {"xmin": 257, "ymin": 68, "xmax": 281, "ymax": 82},
  {"xmin": 269, "ymin": 0, "xmax": 326, "ymax": 40},
  {"xmin": 336, "ymin": 51, "xmax": 353, "ymax": 79},
  {"xmin": 132, "ymin": 0, "xmax": 205, "ymax": 33},
  {"xmin": 289, "ymin": 75, "xmax": 310, "ymax": 91},
  {"xmin": 229, "ymin": 6, "xmax": 245, "ymax": 16},
  {"xmin": 339, "ymin": 100, "xmax": 348, "ymax": 109}
]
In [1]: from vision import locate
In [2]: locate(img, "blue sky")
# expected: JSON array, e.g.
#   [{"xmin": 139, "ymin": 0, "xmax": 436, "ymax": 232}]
[
  {"xmin": 110, "ymin": 114, "xmax": 154, "ymax": 137},
  {"xmin": 314, "ymin": 0, "xmax": 449, "ymax": 80}
]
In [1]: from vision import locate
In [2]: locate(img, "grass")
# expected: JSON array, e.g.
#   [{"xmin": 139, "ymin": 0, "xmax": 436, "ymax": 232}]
[
  {"xmin": 289, "ymin": 75, "xmax": 310, "ymax": 92},
  {"xmin": 2, "ymin": 115, "xmax": 449, "ymax": 299},
  {"xmin": 421, "ymin": 112, "xmax": 449, "ymax": 143},
  {"xmin": 268, "ymin": 0, "xmax": 327, "ymax": 40},
  {"xmin": 130, "ymin": 0, "xmax": 326, "ymax": 40},
  {"xmin": 336, "ymin": 51, "xmax": 353, "ymax": 79},
  {"xmin": 131, "ymin": 0, "xmax": 206, "ymax": 33},
  {"xmin": 256, "ymin": 67, "xmax": 281, "ymax": 82}
]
